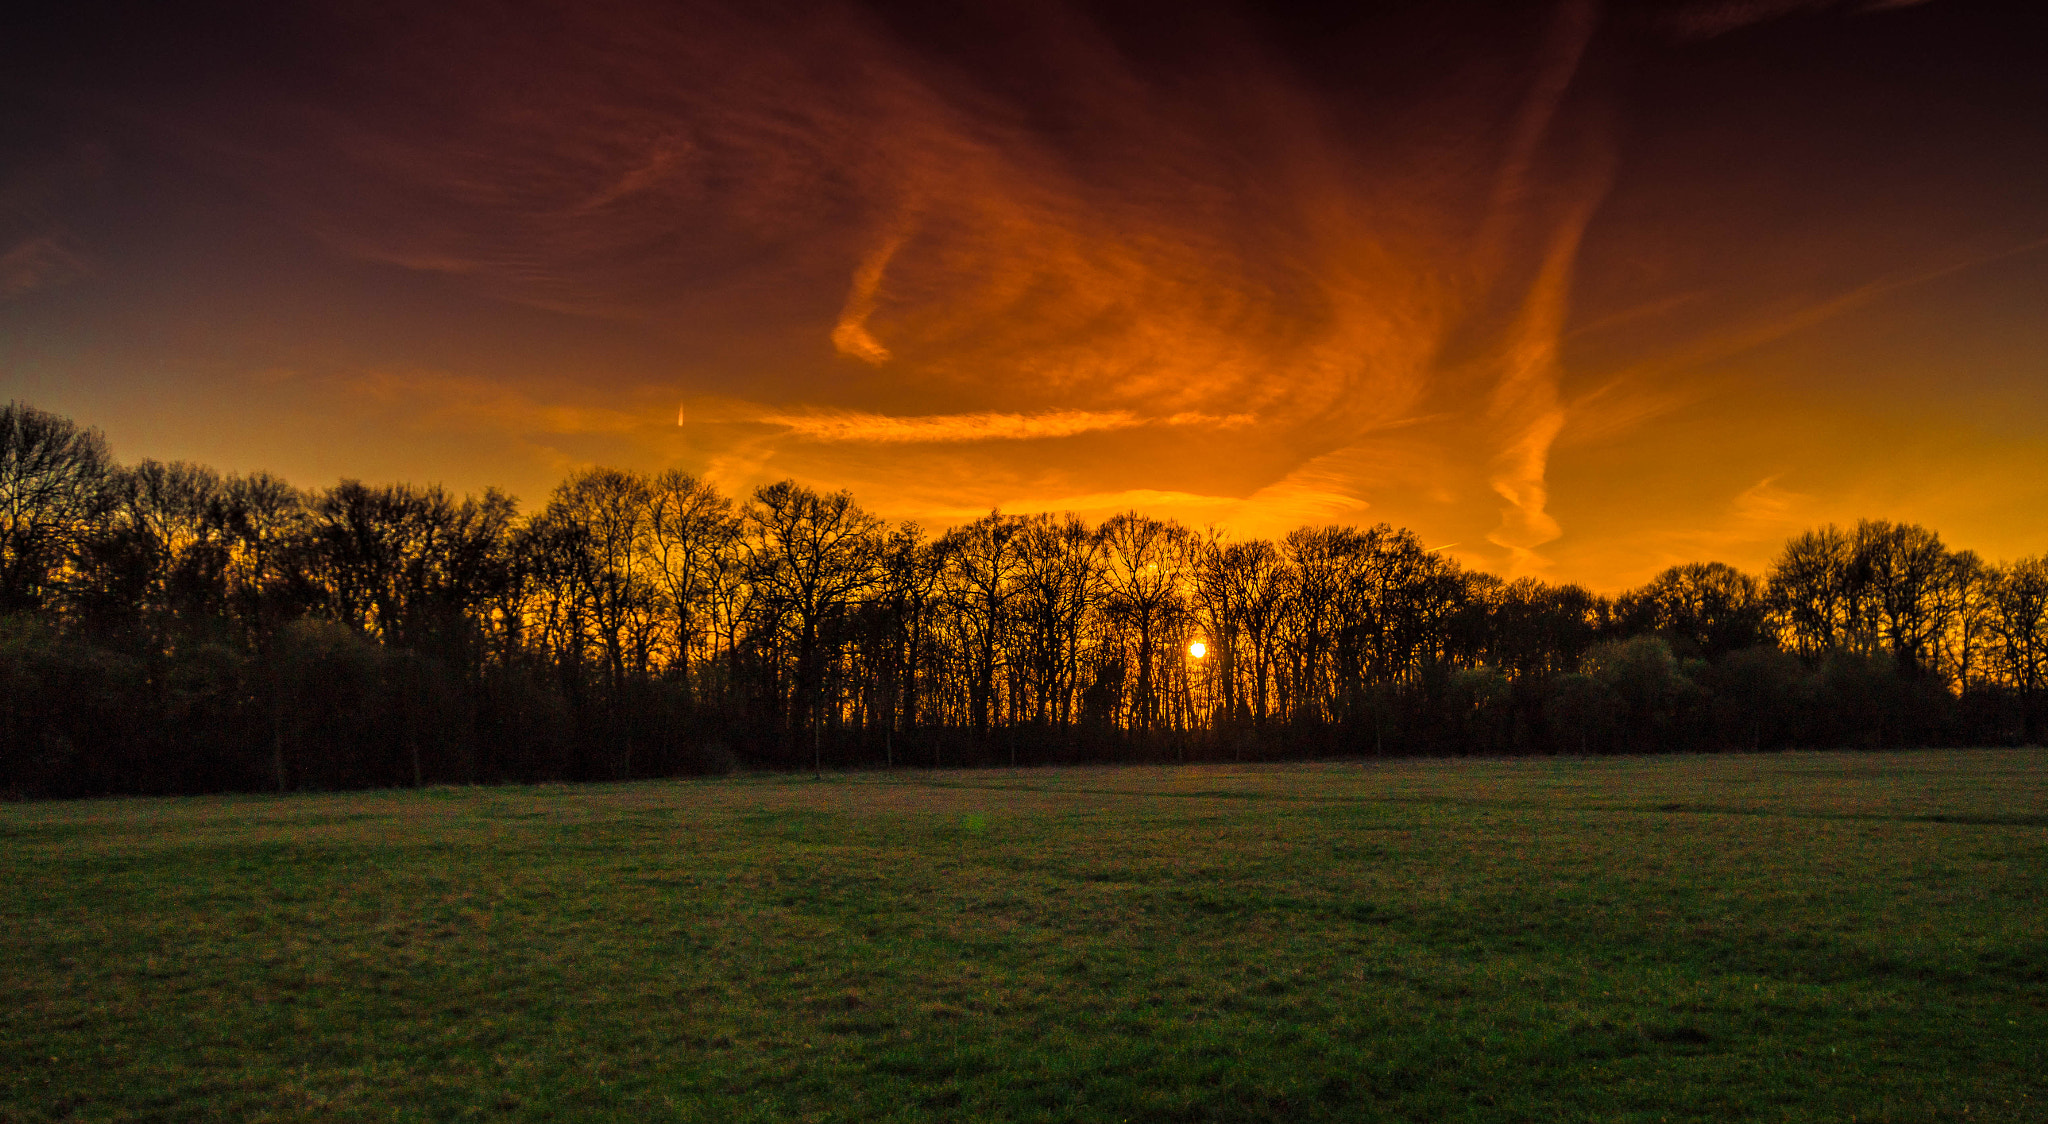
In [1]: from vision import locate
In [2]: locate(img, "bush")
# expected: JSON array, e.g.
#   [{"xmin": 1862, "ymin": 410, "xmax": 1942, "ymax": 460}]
[
  {"xmin": 1703, "ymin": 645, "xmax": 1806, "ymax": 750},
  {"xmin": 0, "ymin": 615, "xmax": 146, "ymax": 796},
  {"xmin": 1582, "ymin": 636, "xmax": 1702, "ymax": 751},
  {"xmin": 1543, "ymin": 673, "xmax": 1621, "ymax": 754}
]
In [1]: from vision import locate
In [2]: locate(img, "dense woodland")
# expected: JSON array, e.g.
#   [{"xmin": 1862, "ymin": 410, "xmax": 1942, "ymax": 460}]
[{"xmin": 2, "ymin": 401, "xmax": 2044, "ymax": 796}]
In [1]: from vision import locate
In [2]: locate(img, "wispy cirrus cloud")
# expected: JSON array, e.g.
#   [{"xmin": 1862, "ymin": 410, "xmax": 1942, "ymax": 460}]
[
  {"xmin": 744, "ymin": 407, "xmax": 1255, "ymax": 444},
  {"xmin": 831, "ymin": 232, "xmax": 905, "ymax": 365},
  {"xmin": 1478, "ymin": 0, "xmax": 1609, "ymax": 572},
  {"xmin": 77, "ymin": 0, "xmax": 2039, "ymax": 588},
  {"xmin": 348, "ymin": 369, "xmax": 657, "ymax": 436},
  {"xmin": 1665, "ymin": 0, "xmax": 1935, "ymax": 39},
  {"xmin": 0, "ymin": 234, "xmax": 91, "ymax": 298}
]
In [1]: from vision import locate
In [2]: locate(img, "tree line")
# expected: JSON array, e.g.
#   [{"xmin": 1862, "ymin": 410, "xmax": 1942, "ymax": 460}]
[{"xmin": 2, "ymin": 401, "xmax": 2043, "ymax": 796}]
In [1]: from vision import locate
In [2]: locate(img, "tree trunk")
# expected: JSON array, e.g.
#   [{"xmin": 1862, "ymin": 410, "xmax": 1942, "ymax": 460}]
[{"xmin": 272, "ymin": 706, "xmax": 287, "ymax": 793}]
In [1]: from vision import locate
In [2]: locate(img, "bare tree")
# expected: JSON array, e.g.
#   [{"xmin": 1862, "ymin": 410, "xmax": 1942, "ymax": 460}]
[
  {"xmin": 743, "ymin": 481, "xmax": 884, "ymax": 769},
  {"xmin": 863, "ymin": 521, "xmax": 942, "ymax": 764},
  {"xmin": 1990, "ymin": 556, "xmax": 2048, "ymax": 740},
  {"xmin": 1617, "ymin": 561, "xmax": 1769, "ymax": 659},
  {"xmin": 646, "ymin": 470, "xmax": 737, "ymax": 702},
  {"xmin": 939, "ymin": 511, "xmax": 1026, "ymax": 745},
  {"xmin": 1769, "ymin": 525, "xmax": 1857, "ymax": 657},
  {"xmin": 1195, "ymin": 535, "xmax": 1288, "ymax": 728},
  {"xmin": 0, "ymin": 402, "xmax": 115, "ymax": 612},
  {"xmin": 218, "ymin": 472, "xmax": 307, "ymax": 637},
  {"xmin": 1099, "ymin": 512, "xmax": 1196, "ymax": 735},
  {"xmin": 1853, "ymin": 520, "xmax": 1965, "ymax": 677},
  {"xmin": 1014, "ymin": 514, "xmax": 1101, "ymax": 731}
]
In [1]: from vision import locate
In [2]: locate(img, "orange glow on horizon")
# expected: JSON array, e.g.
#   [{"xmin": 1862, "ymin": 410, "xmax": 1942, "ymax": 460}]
[{"xmin": 4, "ymin": 0, "xmax": 2045, "ymax": 592}]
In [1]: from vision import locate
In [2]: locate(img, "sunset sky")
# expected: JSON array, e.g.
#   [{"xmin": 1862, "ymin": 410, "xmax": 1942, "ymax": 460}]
[{"xmin": 3, "ymin": 0, "xmax": 2044, "ymax": 590}]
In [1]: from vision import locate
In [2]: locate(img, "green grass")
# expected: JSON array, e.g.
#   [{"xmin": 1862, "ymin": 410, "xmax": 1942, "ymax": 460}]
[{"xmin": 3, "ymin": 750, "xmax": 2045, "ymax": 1122}]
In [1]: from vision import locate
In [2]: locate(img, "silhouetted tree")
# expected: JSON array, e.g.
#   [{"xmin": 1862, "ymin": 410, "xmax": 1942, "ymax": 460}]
[
  {"xmin": 647, "ymin": 469, "xmax": 736, "ymax": 704},
  {"xmin": 743, "ymin": 481, "xmax": 883, "ymax": 768},
  {"xmin": 1617, "ymin": 561, "xmax": 1769, "ymax": 659},
  {"xmin": 1989, "ymin": 556, "xmax": 2048, "ymax": 739},
  {"xmin": 1099, "ymin": 512, "xmax": 1196, "ymax": 738},
  {"xmin": 6, "ymin": 398, "xmax": 2041, "ymax": 798},
  {"xmin": 0, "ymin": 402, "xmax": 115, "ymax": 613}
]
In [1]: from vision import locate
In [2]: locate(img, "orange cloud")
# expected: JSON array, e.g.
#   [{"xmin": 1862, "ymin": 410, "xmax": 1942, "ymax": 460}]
[
  {"xmin": 831, "ymin": 233, "xmax": 904, "ymax": 364},
  {"xmin": 79, "ymin": 0, "xmax": 2034, "ymax": 590},
  {"xmin": 743, "ymin": 408, "xmax": 1256, "ymax": 444}
]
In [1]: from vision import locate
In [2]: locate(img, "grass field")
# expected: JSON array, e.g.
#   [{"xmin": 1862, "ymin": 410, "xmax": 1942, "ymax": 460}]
[{"xmin": 3, "ymin": 750, "xmax": 2045, "ymax": 1122}]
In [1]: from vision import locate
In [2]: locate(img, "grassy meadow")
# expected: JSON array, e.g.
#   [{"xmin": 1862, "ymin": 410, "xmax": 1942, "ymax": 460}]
[{"xmin": 3, "ymin": 750, "xmax": 2045, "ymax": 1122}]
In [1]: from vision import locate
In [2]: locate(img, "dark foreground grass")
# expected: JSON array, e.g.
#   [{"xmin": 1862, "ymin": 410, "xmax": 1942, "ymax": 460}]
[{"xmin": 3, "ymin": 751, "xmax": 2045, "ymax": 1122}]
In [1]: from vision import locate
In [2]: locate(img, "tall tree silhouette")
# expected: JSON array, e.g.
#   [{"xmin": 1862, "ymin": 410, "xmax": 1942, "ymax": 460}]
[
  {"xmin": 743, "ymin": 482, "xmax": 883, "ymax": 770},
  {"xmin": 0, "ymin": 402, "xmax": 114, "ymax": 613}
]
